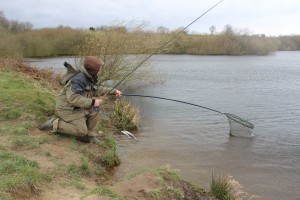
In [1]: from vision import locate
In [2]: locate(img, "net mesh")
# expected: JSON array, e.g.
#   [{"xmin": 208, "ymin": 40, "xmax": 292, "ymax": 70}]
[{"xmin": 224, "ymin": 113, "xmax": 254, "ymax": 137}]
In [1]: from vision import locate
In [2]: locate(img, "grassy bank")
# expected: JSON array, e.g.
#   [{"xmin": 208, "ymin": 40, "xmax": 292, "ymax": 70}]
[
  {"xmin": 0, "ymin": 61, "xmax": 121, "ymax": 199},
  {"xmin": 0, "ymin": 60, "xmax": 248, "ymax": 199}
]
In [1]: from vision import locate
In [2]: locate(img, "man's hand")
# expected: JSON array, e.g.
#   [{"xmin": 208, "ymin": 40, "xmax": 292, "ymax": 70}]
[
  {"xmin": 94, "ymin": 98, "xmax": 103, "ymax": 107},
  {"xmin": 115, "ymin": 90, "xmax": 122, "ymax": 97}
]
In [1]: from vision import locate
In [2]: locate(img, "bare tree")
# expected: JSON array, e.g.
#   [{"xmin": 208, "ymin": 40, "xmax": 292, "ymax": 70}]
[
  {"xmin": 0, "ymin": 11, "xmax": 9, "ymax": 29},
  {"xmin": 223, "ymin": 24, "xmax": 234, "ymax": 36},
  {"xmin": 209, "ymin": 25, "xmax": 216, "ymax": 35},
  {"xmin": 0, "ymin": 11, "xmax": 33, "ymax": 32},
  {"xmin": 157, "ymin": 26, "xmax": 169, "ymax": 33}
]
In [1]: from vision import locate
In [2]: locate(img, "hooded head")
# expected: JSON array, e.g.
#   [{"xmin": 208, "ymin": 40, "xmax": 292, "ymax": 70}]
[{"xmin": 83, "ymin": 56, "xmax": 104, "ymax": 79}]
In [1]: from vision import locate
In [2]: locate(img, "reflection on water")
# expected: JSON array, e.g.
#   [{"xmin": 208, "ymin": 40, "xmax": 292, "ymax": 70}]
[{"xmin": 29, "ymin": 52, "xmax": 300, "ymax": 200}]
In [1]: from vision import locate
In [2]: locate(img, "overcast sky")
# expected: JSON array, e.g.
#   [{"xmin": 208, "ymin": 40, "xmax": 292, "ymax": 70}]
[{"xmin": 1, "ymin": 0, "xmax": 299, "ymax": 36}]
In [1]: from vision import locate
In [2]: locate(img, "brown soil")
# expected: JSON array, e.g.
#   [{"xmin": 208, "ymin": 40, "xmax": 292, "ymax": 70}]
[
  {"xmin": 3, "ymin": 128, "xmax": 215, "ymax": 200},
  {"xmin": 9, "ymin": 128, "xmax": 100, "ymax": 200},
  {"xmin": 111, "ymin": 171, "xmax": 215, "ymax": 200}
]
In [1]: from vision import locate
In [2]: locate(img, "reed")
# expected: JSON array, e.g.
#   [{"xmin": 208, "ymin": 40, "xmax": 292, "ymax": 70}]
[
  {"xmin": 210, "ymin": 173, "xmax": 235, "ymax": 200},
  {"xmin": 1, "ymin": 22, "xmax": 300, "ymax": 59},
  {"xmin": 110, "ymin": 99, "xmax": 140, "ymax": 131}
]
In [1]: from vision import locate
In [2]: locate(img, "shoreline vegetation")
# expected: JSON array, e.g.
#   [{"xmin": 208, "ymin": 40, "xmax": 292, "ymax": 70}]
[
  {"xmin": 1, "ymin": 12, "xmax": 300, "ymax": 59},
  {"xmin": 0, "ymin": 59, "xmax": 252, "ymax": 199}
]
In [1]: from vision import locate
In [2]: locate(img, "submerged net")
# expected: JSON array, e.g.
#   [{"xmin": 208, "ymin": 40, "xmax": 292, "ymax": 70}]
[{"xmin": 224, "ymin": 113, "xmax": 254, "ymax": 137}]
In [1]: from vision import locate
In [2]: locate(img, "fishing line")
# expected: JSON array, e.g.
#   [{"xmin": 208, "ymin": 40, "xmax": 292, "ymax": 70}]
[{"xmin": 106, "ymin": 0, "xmax": 224, "ymax": 94}]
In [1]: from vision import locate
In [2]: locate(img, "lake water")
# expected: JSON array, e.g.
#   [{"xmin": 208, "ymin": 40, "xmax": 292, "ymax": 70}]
[{"xmin": 30, "ymin": 52, "xmax": 300, "ymax": 200}]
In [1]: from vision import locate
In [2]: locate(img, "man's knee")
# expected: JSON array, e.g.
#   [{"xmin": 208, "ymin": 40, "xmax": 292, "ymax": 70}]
[{"xmin": 74, "ymin": 125, "xmax": 88, "ymax": 136}]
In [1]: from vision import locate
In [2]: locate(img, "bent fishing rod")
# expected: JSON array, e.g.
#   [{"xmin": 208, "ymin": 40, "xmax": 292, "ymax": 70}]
[
  {"xmin": 105, "ymin": 0, "xmax": 224, "ymax": 95},
  {"xmin": 120, "ymin": 94, "xmax": 222, "ymax": 114},
  {"xmin": 117, "ymin": 94, "xmax": 254, "ymax": 132},
  {"xmin": 110, "ymin": 93, "xmax": 254, "ymax": 131}
]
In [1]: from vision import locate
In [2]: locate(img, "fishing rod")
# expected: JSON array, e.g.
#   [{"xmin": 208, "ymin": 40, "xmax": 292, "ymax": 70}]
[
  {"xmin": 106, "ymin": 0, "xmax": 224, "ymax": 95},
  {"xmin": 121, "ymin": 94, "xmax": 223, "ymax": 114},
  {"xmin": 119, "ymin": 94, "xmax": 255, "ymax": 137}
]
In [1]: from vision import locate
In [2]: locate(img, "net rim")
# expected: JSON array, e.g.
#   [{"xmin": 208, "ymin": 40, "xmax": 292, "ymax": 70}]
[{"xmin": 224, "ymin": 113, "xmax": 254, "ymax": 129}]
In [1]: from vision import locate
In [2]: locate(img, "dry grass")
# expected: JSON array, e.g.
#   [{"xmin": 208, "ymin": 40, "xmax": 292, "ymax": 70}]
[
  {"xmin": 110, "ymin": 99, "xmax": 140, "ymax": 131},
  {"xmin": 0, "ymin": 58, "xmax": 62, "ymax": 90},
  {"xmin": 210, "ymin": 172, "xmax": 260, "ymax": 200}
]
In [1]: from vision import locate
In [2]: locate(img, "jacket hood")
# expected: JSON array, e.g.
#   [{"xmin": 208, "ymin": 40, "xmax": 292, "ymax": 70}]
[
  {"xmin": 80, "ymin": 66, "xmax": 99, "ymax": 84},
  {"xmin": 80, "ymin": 65, "xmax": 92, "ymax": 78}
]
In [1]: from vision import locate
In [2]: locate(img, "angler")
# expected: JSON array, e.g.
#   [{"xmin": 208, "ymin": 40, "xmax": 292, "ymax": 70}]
[{"xmin": 39, "ymin": 56, "xmax": 122, "ymax": 143}]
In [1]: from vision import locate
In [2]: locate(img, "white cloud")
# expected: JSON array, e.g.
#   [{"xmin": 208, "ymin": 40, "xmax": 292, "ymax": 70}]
[{"xmin": 1, "ymin": 0, "xmax": 299, "ymax": 35}]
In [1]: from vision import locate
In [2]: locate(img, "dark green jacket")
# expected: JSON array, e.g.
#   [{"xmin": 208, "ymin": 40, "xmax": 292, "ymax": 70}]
[{"xmin": 56, "ymin": 66, "xmax": 116, "ymax": 121}]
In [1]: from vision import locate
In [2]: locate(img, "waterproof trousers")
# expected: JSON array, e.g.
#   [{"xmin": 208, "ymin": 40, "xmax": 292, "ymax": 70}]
[{"xmin": 53, "ymin": 109, "xmax": 100, "ymax": 137}]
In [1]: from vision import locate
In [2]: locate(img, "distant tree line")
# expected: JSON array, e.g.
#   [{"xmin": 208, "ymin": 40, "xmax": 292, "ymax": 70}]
[
  {"xmin": 0, "ymin": 11, "xmax": 300, "ymax": 58},
  {"xmin": 0, "ymin": 11, "xmax": 33, "ymax": 32}
]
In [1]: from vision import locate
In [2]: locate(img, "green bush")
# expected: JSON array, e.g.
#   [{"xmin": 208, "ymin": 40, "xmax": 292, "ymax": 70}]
[{"xmin": 100, "ymin": 149, "xmax": 121, "ymax": 169}]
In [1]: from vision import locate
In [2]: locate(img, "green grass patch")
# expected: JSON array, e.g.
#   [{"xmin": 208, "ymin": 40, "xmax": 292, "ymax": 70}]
[
  {"xmin": 81, "ymin": 186, "xmax": 129, "ymax": 200},
  {"xmin": 0, "ymin": 151, "xmax": 51, "ymax": 193},
  {"xmin": 38, "ymin": 135, "xmax": 51, "ymax": 144},
  {"xmin": 67, "ymin": 163, "xmax": 81, "ymax": 178},
  {"xmin": 149, "ymin": 189, "xmax": 161, "ymax": 200},
  {"xmin": 98, "ymin": 134, "xmax": 117, "ymax": 150},
  {"xmin": 0, "ymin": 122, "xmax": 32, "ymax": 136},
  {"xmin": 0, "ymin": 70, "xmax": 56, "ymax": 123},
  {"xmin": 12, "ymin": 127, "xmax": 29, "ymax": 135},
  {"xmin": 100, "ymin": 149, "xmax": 121, "ymax": 169},
  {"xmin": 67, "ymin": 156, "xmax": 91, "ymax": 178},
  {"xmin": 79, "ymin": 156, "xmax": 91, "ymax": 176},
  {"xmin": 60, "ymin": 178, "xmax": 86, "ymax": 190},
  {"xmin": 21, "ymin": 121, "xmax": 33, "ymax": 129},
  {"xmin": 0, "ymin": 107, "xmax": 21, "ymax": 120},
  {"xmin": 10, "ymin": 135, "xmax": 39, "ymax": 149}
]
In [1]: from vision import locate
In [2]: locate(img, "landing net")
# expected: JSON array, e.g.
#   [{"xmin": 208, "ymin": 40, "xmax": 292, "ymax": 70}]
[{"xmin": 224, "ymin": 113, "xmax": 254, "ymax": 137}]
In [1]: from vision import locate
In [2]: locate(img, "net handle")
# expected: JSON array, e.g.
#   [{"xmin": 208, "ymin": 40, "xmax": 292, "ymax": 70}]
[
  {"xmin": 120, "ymin": 94, "xmax": 223, "ymax": 114},
  {"xmin": 116, "ymin": 94, "xmax": 254, "ymax": 130}
]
